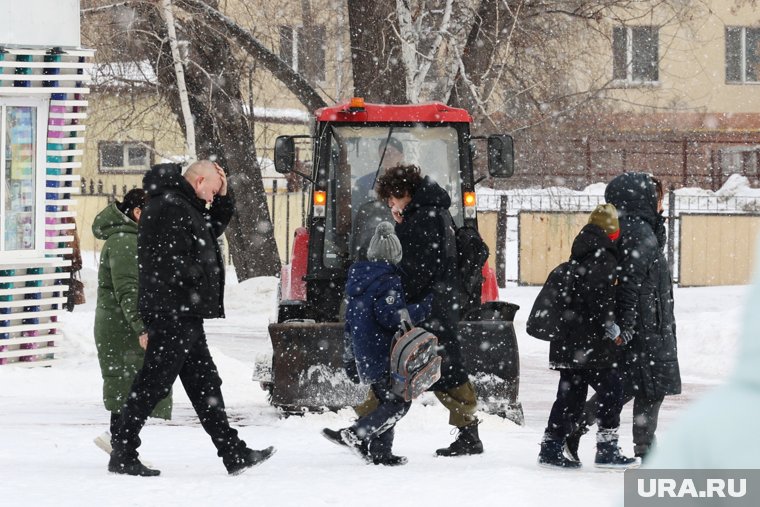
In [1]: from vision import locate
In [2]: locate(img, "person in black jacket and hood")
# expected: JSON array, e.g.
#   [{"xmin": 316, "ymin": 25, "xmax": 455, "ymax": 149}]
[
  {"xmin": 108, "ymin": 161, "xmax": 275, "ymax": 477},
  {"xmin": 537, "ymin": 204, "xmax": 637, "ymax": 470},
  {"xmin": 372, "ymin": 164, "xmax": 484, "ymax": 457},
  {"xmin": 567, "ymin": 173, "xmax": 681, "ymax": 463}
]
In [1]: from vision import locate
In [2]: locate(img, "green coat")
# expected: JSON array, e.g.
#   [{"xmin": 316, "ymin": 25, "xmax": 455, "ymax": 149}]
[{"xmin": 92, "ymin": 203, "xmax": 172, "ymax": 419}]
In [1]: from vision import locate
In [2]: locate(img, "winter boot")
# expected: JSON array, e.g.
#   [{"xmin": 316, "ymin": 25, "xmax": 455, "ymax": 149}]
[
  {"xmin": 368, "ymin": 428, "xmax": 407, "ymax": 466},
  {"xmin": 563, "ymin": 424, "xmax": 588, "ymax": 462},
  {"xmin": 594, "ymin": 428, "xmax": 639, "ymax": 469},
  {"xmin": 322, "ymin": 427, "xmax": 372, "ymax": 463},
  {"xmin": 224, "ymin": 446, "xmax": 277, "ymax": 476},
  {"xmin": 538, "ymin": 432, "xmax": 582, "ymax": 469},
  {"xmin": 435, "ymin": 420, "xmax": 484, "ymax": 457},
  {"xmin": 108, "ymin": 452, "xmax": 161, "ymax": 477}
]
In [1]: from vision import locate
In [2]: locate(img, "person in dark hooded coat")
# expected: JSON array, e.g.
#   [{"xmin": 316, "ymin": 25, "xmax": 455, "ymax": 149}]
[
  {"xmin": 537, "ymin": 204, "xmax": 637, "ymax": 470},
  {"xmin": 108, "ymin": 161, "xmax": 274, "ymax": 477},
  {"xmin": 568, "ymin": 172, "xmax": 681, "ymax": 462},
  {"xmin": 323, "ymin": 222, "xmax": 431, "ymax": 466},
  {"xmin": 373, "ymin": 164, "xmax": 483, "ymax": 457}
]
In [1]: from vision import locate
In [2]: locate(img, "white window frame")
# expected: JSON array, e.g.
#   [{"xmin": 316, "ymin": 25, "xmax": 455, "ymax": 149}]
[
  {"xmin": 613, "ymin": 26, "xmax": 659, "ymax": 85},
  {"xmin": 280, "ymin": 25, "xmax": 326, "ymax": 83},
  {"xmin": 98, "ymin": 141, "xmax": 152, "ymax": 174},
  {"xmin": 726, "ymin": 26, "xmax": 760, "ymax": 84},
  {"xmin": 0, "ymin": 97, "xmax": 49, "ymax": 261}
]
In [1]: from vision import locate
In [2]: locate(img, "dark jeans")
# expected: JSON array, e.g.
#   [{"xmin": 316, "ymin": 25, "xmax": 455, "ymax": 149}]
[
  {"xmin": 111, "ymin": 317, "xmax": 244, "ymax": 460},
  {"xmin": 581, "ymin": 392, "xmax": 664, "ymax": 456},
  {"xmin": 352, "ymin": 383, "xmax": 411, "ymax": 450},
  {"xmin": 546, "ymin": 368, "xmax": 623, "ymax": 441}
]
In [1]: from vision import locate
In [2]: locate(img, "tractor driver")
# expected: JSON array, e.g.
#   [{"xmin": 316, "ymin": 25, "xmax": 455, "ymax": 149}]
[{"xmin": 349, "ymin": 137, "xmax": 404, "ymax": 260}]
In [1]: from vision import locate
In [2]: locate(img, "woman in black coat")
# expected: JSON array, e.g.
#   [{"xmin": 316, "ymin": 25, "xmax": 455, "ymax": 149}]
[
  {"xmin": 571, "ymin": 173, "xmax": 681, "ymax": 463},
  {"xmin": 538, "ymin": 204, "xmax": 636, "ymax": 469},
  {"xmin": 607, "ymin": 172, "xmax": 681, "ymax": 458}
]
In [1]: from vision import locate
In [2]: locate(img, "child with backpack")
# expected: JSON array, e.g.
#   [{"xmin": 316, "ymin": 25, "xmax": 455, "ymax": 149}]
[
  {"xmin": 323, "ymin": 222, "xmax": 432, "ymax": 466},
  {"xmin": 533, "ymin": 204, "xmax": 638, "ymax": 469}
]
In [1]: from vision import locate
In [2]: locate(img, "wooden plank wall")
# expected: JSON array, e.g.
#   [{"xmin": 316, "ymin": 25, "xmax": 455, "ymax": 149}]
[
  {"xmin": 518, "ymin": 212, "xmax": 589, "ymax": 285},
  {"xmin": 679, "ymin": 214, "xmax": 760, "ymax": 286}
]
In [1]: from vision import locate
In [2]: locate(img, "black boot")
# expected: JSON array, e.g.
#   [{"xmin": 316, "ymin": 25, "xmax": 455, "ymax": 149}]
[
  {"xmin": 224, "ymin": 446, "xmax": 276, "ymax": 475},
  {"xmin": 369, "ymin": 428, "xmax": 407, "ymax": 466},
  {"xmin": 108, "ymin": 452, "xmax": 161, "ymax": 477},
  {"xmin": 563, "ymin": 424, "xmax": 588, "ymax": 462},
  {"xmin": 538, "ymin": 433, "xmax": 582, "ymax": 469},
  {"xmin": 594, "ymin": 428, "xmax": 639, "ymax": 469},
  {"xmin": 435, "ymin": 421, "xmax": 484, "ymax": 457},
  {"xmin": 322, "ymin": 427, "xmax": 372, "ymax": 463}
]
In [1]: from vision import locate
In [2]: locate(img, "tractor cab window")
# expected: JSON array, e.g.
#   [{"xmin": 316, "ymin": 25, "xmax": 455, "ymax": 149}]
[{"xmin": 322, "ymin": 125, "xmax": 463, "ymax": 269}]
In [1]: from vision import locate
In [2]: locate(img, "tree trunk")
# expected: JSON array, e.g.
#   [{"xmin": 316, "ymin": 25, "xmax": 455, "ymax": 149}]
[
  {"xmin": 347, "ymin": 0, "xmax": 407, "ymax": 103},
  {"xmin": 448, "ymin": 0, "xmax": 511, "ymax": 124}
]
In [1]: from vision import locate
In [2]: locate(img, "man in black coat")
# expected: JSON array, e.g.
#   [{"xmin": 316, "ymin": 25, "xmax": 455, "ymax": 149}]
[
  {"xmin": 374, "ymin": 164, "xmax": 483, "ymax": 457},
  {"xmin": 570, "ymin": 172, "xmax": 681, "ymax": 462},
  {"xmin": 108, "ymin": 161, "xmax": 275, "ymax": 477},
  {"xmin": 538, "ymin": 204, "xmax": 636, "ymax": 469}
]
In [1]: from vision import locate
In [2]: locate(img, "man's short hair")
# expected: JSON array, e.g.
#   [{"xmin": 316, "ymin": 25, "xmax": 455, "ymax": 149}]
[
  {"xmin": 375, "ymin": 164, "xmax": 423, "ymax": 200},
  {"xmin": 379, "ymin": 137, "xmax": 403, "ymax": 154}
]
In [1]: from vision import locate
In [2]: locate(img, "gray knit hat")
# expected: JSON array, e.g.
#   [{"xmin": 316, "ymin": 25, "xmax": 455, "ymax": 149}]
[{"xmin": 366, "ymin": 222, "xmax": 402, "ymax": 264}]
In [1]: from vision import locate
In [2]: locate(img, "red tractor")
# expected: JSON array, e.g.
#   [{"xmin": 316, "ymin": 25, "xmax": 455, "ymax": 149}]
[{"xmin": 254, "ymin": 98, "xmax": 523, "ymax": 424}]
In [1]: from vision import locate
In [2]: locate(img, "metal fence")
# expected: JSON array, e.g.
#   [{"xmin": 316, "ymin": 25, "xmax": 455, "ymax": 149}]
[
  {"xmin": 78, "ymin": 179, "xmax": 760, "ymax": 286},
  {"xmin": 479, "ymin": 191, "xmax": 760, "ymax": 286}
]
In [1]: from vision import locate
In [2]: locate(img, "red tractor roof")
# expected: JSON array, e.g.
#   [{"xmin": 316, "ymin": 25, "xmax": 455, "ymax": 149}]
[{"xmin": 316, "ymin": 100, "xmax": 472, "ymax": 123}]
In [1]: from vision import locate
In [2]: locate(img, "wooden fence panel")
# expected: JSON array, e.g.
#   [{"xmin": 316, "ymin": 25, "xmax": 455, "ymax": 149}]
[
  {"xmin": 478, "ymin": 211, "xmax": 498, "ymax": 272},
  {"xmin": 679, "ymin": 214, "xmax": 760, "ymax": 286},
  {"xmin": 518, "ymin": 212, "xmax": 588, "ymax": 285}
]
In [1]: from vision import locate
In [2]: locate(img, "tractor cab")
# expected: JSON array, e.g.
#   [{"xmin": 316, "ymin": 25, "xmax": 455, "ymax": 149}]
[{"xmin": 256, "ymin": 99, "xmax": 523, "ymax": 424}]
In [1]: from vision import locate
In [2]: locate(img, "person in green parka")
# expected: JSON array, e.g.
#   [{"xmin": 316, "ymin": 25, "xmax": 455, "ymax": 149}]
[{"xmin": 92, "ymin": 189, "xmax": 172, "ymax": 455}]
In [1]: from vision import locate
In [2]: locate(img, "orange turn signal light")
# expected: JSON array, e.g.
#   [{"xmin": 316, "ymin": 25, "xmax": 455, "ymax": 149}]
[
  {"xmin": 464, "ymin": 192, "xmax": 476, "ymax": 207},
  {"xmin": 313, "ymin": 190, "xmax": 327, "ymax": 206},
  {"xmin": 349, "ymin": 97, "xmax": 365, "ymax": 110}
]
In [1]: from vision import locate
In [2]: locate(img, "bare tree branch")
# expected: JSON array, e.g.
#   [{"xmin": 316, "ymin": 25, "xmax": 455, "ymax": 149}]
[{"xmin": 174, "ymin": 0, "xmax": 327, "ymax": 111}]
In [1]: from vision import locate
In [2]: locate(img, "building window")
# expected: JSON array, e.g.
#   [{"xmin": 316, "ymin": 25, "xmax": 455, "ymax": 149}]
[
  {"xmin": 98, "ymin": 141, "xmax": 151, "ymax": 173},
  {"xmin": 726, "ymin": 27, "xmax": 760, "ymax": 83},
  {"xmin": 279, "ymin": 25, "xmax": 326, "ymax": 82},
  {"xmin": 718, "ymin": 146, "xmax": 760, "ymax": 176},
  {"xmin": 0, "ymin": 99, "xmax": 47, "ymax": 254},
  {"xmin": 612, "ymin": 26, "xmax": 659, "ymax": 84}
]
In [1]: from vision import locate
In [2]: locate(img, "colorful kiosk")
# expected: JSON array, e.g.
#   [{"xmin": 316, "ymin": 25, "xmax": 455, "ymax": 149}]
[{"xmin": 0, "ymin": 0, "xmax": 90, "ymax": 364}]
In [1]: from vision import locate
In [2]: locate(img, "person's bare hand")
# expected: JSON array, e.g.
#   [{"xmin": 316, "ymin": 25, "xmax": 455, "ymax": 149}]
[
  {"xmin": 614, "ymin": 336, "xmax": 624, "ymax": 346},
  {"xmin": 214, "ymin": 163, "xmax": 228, "ymax": 196},
  {"xmin": 139, "ymin": 332, "xmax": 149, "ymax": 350},
  {"xmin": 391, "ymin": 207, "xmax": 403, "ymax": 224}
]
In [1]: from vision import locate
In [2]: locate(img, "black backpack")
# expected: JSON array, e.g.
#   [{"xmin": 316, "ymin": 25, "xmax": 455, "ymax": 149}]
[
  {"xmin": 526, "ymin": 260, "xmax": 580, "ymax": 341},
  {"xmin": 442, "ymin": 212, "xmax": 490, "ymax": 315}
]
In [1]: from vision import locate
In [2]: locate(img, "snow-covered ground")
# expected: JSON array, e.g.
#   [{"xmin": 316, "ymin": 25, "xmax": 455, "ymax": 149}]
[{"xmin": 0, "ymin": 256, "xmax": 744, "ymax": 507}]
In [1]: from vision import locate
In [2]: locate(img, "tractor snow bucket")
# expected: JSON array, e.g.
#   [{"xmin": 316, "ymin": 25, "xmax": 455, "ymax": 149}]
[{"xmin": 265, "ymin": 302, "xmax": 523, "ymax": 425}]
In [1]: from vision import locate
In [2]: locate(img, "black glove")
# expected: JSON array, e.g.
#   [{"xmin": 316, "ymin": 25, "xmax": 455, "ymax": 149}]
[{"xmin": 343, "ymin": 358, "xmax": 361, "ymax": 384}]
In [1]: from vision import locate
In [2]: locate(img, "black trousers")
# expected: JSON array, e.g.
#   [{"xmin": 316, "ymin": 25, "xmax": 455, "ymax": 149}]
[
  {"xmin": 111, "ymin": 317, "xmax": 244, "ymax": 460},
  {"xmin": 352, "ymin": 383, "xmax": 411, "ymax": 450},
  {"xmin": 581, "ymin": 392, "xmax": 663, "ymax": 456},
  {"xmin": 546, "ymin": 368, "xmax": 623, "ymax": 441}
]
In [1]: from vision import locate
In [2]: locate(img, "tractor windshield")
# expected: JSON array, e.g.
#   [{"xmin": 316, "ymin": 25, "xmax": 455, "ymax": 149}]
[{"xmin": 322, "ymin": 125, "xmax": 464, "ymax": 269}]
